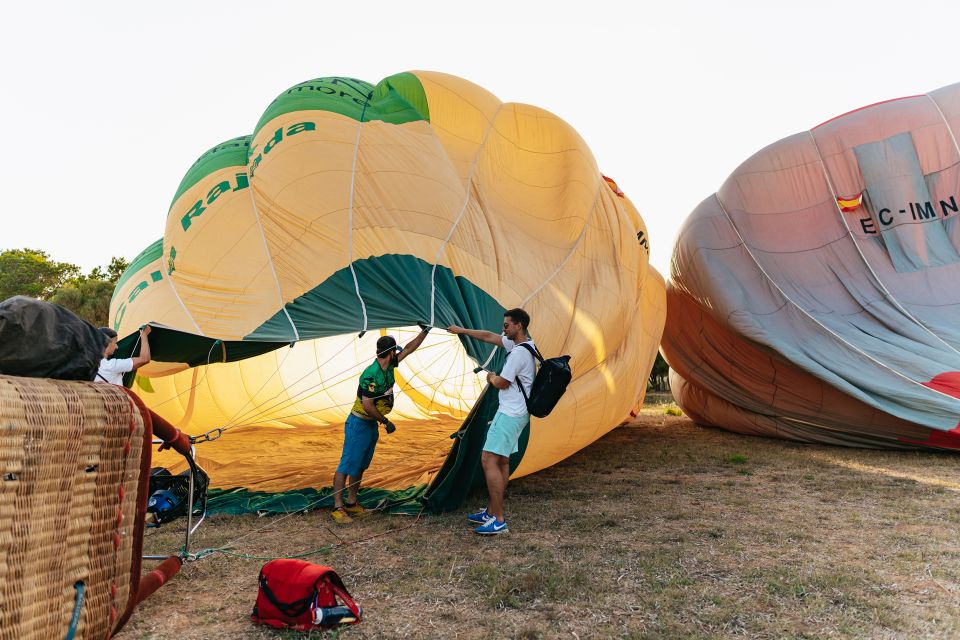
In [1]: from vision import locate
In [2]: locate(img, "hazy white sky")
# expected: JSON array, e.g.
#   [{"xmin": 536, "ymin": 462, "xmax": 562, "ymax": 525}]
[{"xmin": 2, "ymin": 1, "xmax": 958, "ymax": 277}]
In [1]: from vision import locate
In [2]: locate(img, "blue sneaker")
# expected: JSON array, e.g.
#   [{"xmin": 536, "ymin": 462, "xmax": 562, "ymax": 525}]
[
  {"xmin": 474, "ymin": 517, "xmax": 508, "ymax": 535},
  {"xmin": 466, "ymin": 507, "xmax": 489, "ymax": 524}
]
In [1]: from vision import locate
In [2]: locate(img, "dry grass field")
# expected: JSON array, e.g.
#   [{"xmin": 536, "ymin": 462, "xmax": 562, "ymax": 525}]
[{"xmin": 124, "ymin": 396, "xmax": 960, "ymax": 639}]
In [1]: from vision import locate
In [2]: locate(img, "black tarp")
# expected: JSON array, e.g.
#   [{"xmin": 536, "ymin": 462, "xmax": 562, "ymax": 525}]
[{"xmin": 0, "ymin": 296, "xmax": 105, "ymax": 381}]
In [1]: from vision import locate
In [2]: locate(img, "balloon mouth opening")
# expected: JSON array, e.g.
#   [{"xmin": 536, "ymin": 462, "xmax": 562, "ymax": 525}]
[{"xmin": 141, "ymin": 326, "xmax": 484, "ymax": 492}]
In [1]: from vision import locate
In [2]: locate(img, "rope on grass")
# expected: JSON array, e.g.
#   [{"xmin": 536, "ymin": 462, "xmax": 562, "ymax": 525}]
[{"xmin": 186, "ymin": 508, "xmax": 425, "ymax": 563}]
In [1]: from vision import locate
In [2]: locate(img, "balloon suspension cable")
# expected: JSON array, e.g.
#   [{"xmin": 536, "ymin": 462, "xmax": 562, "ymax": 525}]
[
  {"xmin": 216, "ymin": 332, "xmax": 369, "ymax": 430},
  {"xmin": 185, "ymin": 417, "xmax": 464, "ymax": 561},
  {"xmin": 172, "ymin": 322, "xmax": 447, "ymax": 439},
  {"xmin": 177, "ymin": 326, "xmax": 483, "ymax": 560},
  {"xmin": 201, "ymin": 342, "xmax": 297, "ymax": 434},
  {"xmin": 230, "ymin": 323, "xmax": 466, "ymax": 427},
  {"xmin": 184, "ymin": 422, "xmax": 460, "ymax": 561},
  {"xmin": 148, "ymin": 339, "xmax": 221, "ymax": 410},
  {"xmin": 186, "ymin": 507, "xmax": 426, "ymax": 563},
  {"xmin": 189, "ymin": 365, "xmax": 478, "ymax": 444},
  {"xmin": 189, "ymin": 427, "xmax": 223, "ymax": 445},
  {"xmin": 241, "ymin": 365, "xmax": 476, "ymax": 429},
  {"xmin": 190, "ymin": 327, "xmax": 462, "ymax": 442},
  {"xmin": 128, "ymin": 333, "xmax": 142, "ymax": 357}
]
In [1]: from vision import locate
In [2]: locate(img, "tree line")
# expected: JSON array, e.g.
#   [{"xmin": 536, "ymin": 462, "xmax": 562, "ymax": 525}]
[{"xmin": 0, "ymin": 248, "xmax": 128, "ymax": 327}]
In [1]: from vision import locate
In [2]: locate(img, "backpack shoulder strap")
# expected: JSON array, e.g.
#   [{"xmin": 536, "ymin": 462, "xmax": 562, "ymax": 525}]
[
  {"xmin": 514, "ymin": 342, "xmax": 541, "ymax": 407},
  {"xmin": 517, "ymin": 342, "xmax": 544, "ymax": 364},
  {"xmin": 516, "ymin": 377, "xmax": 530, "ymax": 405}
]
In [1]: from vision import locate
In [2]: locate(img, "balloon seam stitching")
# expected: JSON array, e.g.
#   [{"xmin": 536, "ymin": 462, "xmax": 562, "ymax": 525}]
[
  {"xmin": 159, "ymin": 259, "xmax": 204, "ymax": 336},
  {"xmin": 477, "ymin": 162, "xmax": 604, "ymax": 373},
  {"xmin": 428, "ymin": 102, "xmax": 507, "ymax": 326},
  {"xmin": 246, "ymin": 177, "xmax": 300, "ymax": 342},
  {"xmin": 713, "ymin": 192, "xmax": 960, "ymax": 407},
  {"xmin": 521, "ymin": 178, "xmax": 602, "ymax": 307},
  {"xmin": 347, "ymin": 113, "xmax": 369, "ymax": 332},
  {"xmin": 925, "ymin": 92, "xmax": 960, "ymax": 161},
  {"xmin": 806, "ymin": 129, "xmax": 960, "ymax": 361}
]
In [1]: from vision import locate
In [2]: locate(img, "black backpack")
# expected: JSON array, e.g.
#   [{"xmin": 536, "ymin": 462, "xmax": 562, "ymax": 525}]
[{"xmin": 514, "ymin": 343, "xmax": 572, "ymax": 418}]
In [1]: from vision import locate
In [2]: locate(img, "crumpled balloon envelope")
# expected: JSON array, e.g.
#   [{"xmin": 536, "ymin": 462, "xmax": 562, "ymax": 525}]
[{"xmin": 663, "ymin": 82, "xmax": 960, "ymax": 450}]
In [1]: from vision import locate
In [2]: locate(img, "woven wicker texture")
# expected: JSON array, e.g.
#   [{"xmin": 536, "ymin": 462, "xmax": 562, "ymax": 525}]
[{"xmin": 0, "ymin": 375, "xmax": 145, "ymax": 640}]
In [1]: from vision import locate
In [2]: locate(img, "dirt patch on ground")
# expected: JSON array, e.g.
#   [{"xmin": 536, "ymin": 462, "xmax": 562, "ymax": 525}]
[{"xmin": 124, "ymin": 405, "xmax": 960, "ymax": 639}]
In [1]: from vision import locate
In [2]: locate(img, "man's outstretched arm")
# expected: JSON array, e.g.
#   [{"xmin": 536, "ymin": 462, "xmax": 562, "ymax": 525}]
[
  {"xmin": 397, "ymin": 325, "xmax": 431, "ymax": 364},
  {"xmin": 447, "ymin": 324, "xmax": 502, "ymax": 347}
]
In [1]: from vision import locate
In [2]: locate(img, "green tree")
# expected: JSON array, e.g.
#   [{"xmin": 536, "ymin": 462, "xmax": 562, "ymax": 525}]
[
  {"xmin": 0, "ymin": 248, "xmax": 80, "ymax": 300},
  {"xmin": 0, "ymin": 249, "xmax": 129, "ymax": 326},
  {"xmin": 648, "ymin": 351, "xmax": 670, "ymax": 392},
  {"xmin": 49, "ymin": 256, "xmax": 130, "ymax": 326},
  {"xmin": 88, "ymin": 256, "xmax": 129, "ymax": 284},
  {"xmin": 50, "ymin": 278, "xmax": 117, "ymax": 327}
]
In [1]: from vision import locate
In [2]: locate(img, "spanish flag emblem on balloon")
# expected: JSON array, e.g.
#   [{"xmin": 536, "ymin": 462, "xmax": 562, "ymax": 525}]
[{"xmin": 836, "ymin": 193, "xmax": 863, "ymax": 212}]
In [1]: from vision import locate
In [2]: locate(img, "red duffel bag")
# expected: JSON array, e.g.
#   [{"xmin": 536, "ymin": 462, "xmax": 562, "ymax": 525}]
[{"xmin": 252, "ymin": 559, "xmax": 362, "ymax": 631}]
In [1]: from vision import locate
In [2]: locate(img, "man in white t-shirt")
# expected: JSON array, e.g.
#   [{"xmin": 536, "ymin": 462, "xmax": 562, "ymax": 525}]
[
  {"xmin": 95, "ymin": 325, "xmax": 152, "ymax": 385},
  {"xmin": 448, "ymin": 308, "xmax": 536, "ymax": 535}
]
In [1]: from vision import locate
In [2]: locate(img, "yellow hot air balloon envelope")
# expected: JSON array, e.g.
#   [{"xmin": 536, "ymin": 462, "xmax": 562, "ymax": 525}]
[{"xmin": 110, "ymin": 71, "xmax": 665, "ymax": 511}]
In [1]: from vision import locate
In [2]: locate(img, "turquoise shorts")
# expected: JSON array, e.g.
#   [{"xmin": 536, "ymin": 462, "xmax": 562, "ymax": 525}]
[
  {"xmin": 336, "ymin": 413, "xmax": 379, "ymax": 477},
  {"xmin": 482, "ymin": 411, "xmax": 529, "ymax": 457}
]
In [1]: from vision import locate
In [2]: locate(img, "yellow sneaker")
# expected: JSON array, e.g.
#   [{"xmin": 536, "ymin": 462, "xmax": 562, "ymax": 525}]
[
  {"xmin": 343, "ymin": 502, "xmax": 366, "ymax": 517},
  {"xmin": 330, "ymin": 507, "xmax": 353, "ymax": 524}
]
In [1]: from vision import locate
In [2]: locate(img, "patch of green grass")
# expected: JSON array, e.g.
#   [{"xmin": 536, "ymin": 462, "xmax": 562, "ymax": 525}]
[{"xmin": 465, "ymin": 559, "xmax": 591, "ymax": 609}]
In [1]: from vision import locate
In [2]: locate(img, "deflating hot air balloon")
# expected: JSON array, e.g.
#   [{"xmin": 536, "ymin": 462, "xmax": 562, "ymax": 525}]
[
  {"xmin": 662, "ymin": 82, "xmax": 960, "ymax": 450},
  {"xmin": 110, "ymin": 71, "xmax": 665, "ymax": 510}
]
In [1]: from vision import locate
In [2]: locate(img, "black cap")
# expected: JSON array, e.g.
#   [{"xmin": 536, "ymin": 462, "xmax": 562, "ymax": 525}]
[{"xmin": 376, "ymin": 335, "xmax": 398, "ymax": 358}]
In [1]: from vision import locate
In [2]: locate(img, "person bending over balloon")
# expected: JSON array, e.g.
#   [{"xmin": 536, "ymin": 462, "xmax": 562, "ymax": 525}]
[{"xmin": 331, "ymin": 326, "xmax": 431, "ymax": 523}]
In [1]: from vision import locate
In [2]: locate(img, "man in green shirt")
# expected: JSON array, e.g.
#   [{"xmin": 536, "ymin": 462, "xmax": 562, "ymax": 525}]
[{"xmin": 331, "ymin": 326, "xmax": 431, "ymax": 523}]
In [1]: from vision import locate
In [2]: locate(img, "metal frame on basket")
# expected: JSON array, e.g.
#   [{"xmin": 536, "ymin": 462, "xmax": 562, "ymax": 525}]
[{"xmin": 142, "ymin": 442, "xmax": 209, "ymax": 561}]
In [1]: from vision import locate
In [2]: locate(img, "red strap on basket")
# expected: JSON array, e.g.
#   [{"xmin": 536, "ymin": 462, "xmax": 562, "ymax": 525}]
[
  {"xmin": 135, "ymin": 556, "xmax": 183, "ymax": 606},
  {"xmin": 149, "ymin": 410, "xmax": 192, "ymax": 455}
]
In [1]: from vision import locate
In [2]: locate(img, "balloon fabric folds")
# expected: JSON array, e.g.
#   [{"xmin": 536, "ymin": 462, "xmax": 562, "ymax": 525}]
[
  {"xmin": 662, "ymin": 82, "xmax": 960, "ymax": 451},
  {"xmin": 110, "ymin": 72, "xmax": 665, "ymax": 505}
]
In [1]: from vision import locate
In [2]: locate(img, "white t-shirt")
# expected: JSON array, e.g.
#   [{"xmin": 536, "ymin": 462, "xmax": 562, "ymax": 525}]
[
  {"xmin": 498, "ymin": 336, "xmax": 537, "ymax": 417},
  {"xmin": 96, "ymin": 358, "xmax": 133, "ymax": 385}
]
